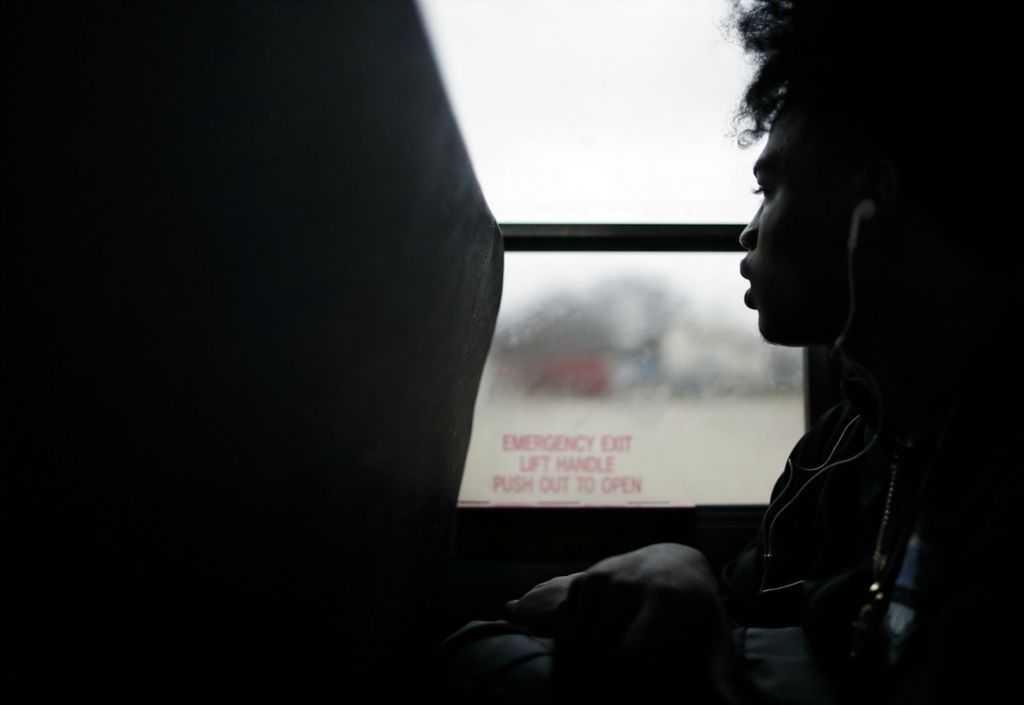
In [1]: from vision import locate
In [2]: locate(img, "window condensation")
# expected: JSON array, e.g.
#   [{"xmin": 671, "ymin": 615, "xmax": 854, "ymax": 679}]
[{"xmin": 460, "ymin": 253, "xmax": 803, "ymax": 506}]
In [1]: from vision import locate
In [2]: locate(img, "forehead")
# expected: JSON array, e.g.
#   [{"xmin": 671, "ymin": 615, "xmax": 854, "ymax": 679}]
[
  {"xmin": 754, "ymin": 111, "xmax": 808, "ymax": 178},
  {"xmin": 754, "ymin": 110, "xmax": 859, "ymax": 181}
]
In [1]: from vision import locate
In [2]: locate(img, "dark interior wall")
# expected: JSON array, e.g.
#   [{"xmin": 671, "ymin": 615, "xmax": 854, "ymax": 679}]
[{"xmin": 3, "ymin": 2, "xmax": 501, "ymax": 700}]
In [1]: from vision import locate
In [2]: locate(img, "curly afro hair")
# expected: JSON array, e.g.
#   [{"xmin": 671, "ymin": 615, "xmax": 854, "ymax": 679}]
[{"xmin": 729, "ymin": 0, "xmax": 1019, "ymax": 236}]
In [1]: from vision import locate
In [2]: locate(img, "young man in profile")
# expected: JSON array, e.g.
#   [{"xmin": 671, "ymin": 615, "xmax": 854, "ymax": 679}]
[{"xmin": 442, "ymin": 2, "xmax": 1021, "ymax": 702}]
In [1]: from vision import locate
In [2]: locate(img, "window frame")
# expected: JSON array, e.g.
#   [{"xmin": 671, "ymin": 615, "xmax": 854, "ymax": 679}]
[{"xmin": 453, "ymin": 223, "xmax": 842, "ymax": 560}]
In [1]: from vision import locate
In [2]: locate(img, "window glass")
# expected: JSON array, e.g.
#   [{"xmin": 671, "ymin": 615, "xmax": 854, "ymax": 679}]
[
  {"xmin": 460, "ymin": 252, "xmax": 803, "ymax": 506},
  {"xmin": 416, "ymin": 0, "xmax": 761, "ymax": 223}
]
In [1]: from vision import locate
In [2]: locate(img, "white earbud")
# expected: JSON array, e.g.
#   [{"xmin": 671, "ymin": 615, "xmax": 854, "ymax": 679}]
[
  {"xmin": 854, "ymin": 198, "xmax": 877, "ymax": 221},
  {"xmin": 833, "ymin": 199, "xmax": 878, "ymax": 355},
  {"xmin": 847, "ymin": 199, "xmax": 877, "ymax": 251}
]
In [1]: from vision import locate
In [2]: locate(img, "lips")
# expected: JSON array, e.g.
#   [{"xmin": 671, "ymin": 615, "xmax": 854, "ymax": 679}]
[
  {"xmin": 739, "ymin": 257, "xmax": 756, "ymax": 309},
  {"xmin": 739, "ymin": 257, "xmax": 751, "ymax": 282}
]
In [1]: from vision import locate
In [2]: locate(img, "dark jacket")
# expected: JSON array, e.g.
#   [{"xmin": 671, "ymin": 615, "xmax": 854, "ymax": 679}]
[{"xmin": 721, "ymin": 378, "xmax": 1021, "ymax": 704}]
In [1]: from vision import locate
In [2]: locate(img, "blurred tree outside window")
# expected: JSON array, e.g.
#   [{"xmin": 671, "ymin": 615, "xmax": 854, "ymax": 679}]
[{"xmin": 461, "ymin": 253, "xmax": 802, "ymax": 506}]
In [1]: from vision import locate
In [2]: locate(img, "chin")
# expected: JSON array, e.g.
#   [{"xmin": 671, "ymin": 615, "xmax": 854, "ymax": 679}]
[
  {"xmin": 758, "ymin": 323, "xmax": 793, "ymax": 346},
  {"xmin": 758, "ymin": 315, "xmax": 832, "ymax": 348}
]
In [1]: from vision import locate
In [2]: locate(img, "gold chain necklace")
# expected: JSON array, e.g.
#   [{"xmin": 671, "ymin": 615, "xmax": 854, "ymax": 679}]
[{"xmin": 849, "ymin": 449, "xmax": 901, "ymax": 658}]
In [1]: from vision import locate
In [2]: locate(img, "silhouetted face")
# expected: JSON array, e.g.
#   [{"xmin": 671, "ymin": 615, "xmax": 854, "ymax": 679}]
[{"xmin": 739, "ymin": 110, "xmax": 860, "ymax": 346}]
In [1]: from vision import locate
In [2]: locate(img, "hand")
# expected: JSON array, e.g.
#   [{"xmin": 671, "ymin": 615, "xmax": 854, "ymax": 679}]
[
  {"xmin": 553, "ymin": 543, "xmax": 740, "ymax": 703},
  {"xmin": 505, "ymin": 572, "xmax": 585, "ymax": 637}
]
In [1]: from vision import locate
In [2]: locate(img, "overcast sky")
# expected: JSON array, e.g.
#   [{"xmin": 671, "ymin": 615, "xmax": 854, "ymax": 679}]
[{"xmin": 416, "ymin": 0, "xmax": 765, "ymax": 224}]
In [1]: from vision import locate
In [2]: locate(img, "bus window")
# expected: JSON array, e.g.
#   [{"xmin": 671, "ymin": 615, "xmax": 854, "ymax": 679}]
[
  {"xmin": 417, "ymin": 0, "xmax": 807, "ymax": 509},
  {"xmin": 462, "ymin": 250, "xmax": 802, "ymax": 507}
]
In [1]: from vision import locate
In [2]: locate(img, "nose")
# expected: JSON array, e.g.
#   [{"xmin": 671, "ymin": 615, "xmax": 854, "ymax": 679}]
[{"xmin": 739, "ymin": 204, "xmax": 761, "ymax": 251}]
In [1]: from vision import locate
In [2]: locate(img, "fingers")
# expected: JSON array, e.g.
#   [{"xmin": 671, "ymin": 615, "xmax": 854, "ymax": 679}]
[
  {"xmin": 553, "ymin": 571, "xmax": 632, "ymax": 692},
  {"xmin": 552, "ymin": 551, "xmax": 727, "ymax": 701},
  {"xmin": 505, "ymin": 572, "xmax": 584, "ymax": 636}
]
